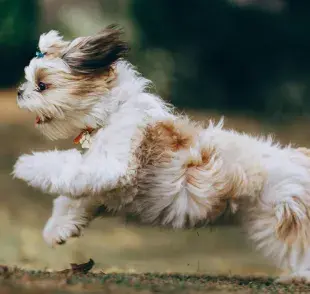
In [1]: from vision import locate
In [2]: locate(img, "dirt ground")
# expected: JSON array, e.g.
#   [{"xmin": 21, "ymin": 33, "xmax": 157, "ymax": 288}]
[
  {"xmin": 2, "ymin": 89, "xmax": 310, "ymax": 292},
  {"xmin": 2, "ymin": 268, "xmax": 310, "ymax": 294}
]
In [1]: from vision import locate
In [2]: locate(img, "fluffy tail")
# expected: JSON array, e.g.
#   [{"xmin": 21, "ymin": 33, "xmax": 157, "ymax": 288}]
[{"xmin": 275, "ymin": 196, "xmax": 310, "ymax": 245}]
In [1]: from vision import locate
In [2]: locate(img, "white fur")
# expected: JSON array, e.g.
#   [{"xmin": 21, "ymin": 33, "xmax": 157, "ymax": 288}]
[
  {"xmin": 39, "ymin": 30, "xmax": 69, "ymax": 58},
  {"xmin": 39, "ymin": 30, "xmax": 63, "ymax": 53},
  {"xmin": 12, "ymin": 30, "xmax": 310, "ymax": 283}
]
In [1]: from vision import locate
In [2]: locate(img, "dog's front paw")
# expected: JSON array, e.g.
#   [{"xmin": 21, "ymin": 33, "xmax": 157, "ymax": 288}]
[
  {"xmin": 43, "ymin": 215, "xmax": 88, "ymax": 247},
  {"xmin": 13, "ymin": 152, "xmax": 59, "ymax": 191},
  {"xmin": 13, "ymin": 150, "xmax": 82, "ymax": 194},
  {"xmin": 13, "ymin": 154, "xmax": 37, "ymax": 182},
  {"xmin": 276, "ymin": 271, "xmax": 310, "ymax": 284}
]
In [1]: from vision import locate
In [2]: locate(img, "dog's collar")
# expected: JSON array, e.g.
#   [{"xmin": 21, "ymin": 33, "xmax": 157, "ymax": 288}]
[{"xmin": 74, "ymin": 127, "xmax": 95, "ymax": 149}]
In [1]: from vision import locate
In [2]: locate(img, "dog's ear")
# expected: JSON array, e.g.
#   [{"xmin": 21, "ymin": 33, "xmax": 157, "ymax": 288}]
[
  {"xmin": 62, "ymin": 25, "xmax": 128, "ymax": 75},
  {"xmin": 39, "ymin": 30, "xmax": 69, "ymax": 59}
]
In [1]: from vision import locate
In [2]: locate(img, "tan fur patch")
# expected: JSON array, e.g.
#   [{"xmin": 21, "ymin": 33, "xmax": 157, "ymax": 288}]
[
  {"xmin": 35, "ymin": 67, "xmax": 49, "ymax": 85},
  {"xmin": 139, "ymin": 118, "xmax": 200, "ymax": 165},
  {"xmin": 133, "ymin": 118, "xmax": 241, "ymax": 228},
  {"xmin": 69, "ymin": 67, "xmax": 117, "ymax": 97}
]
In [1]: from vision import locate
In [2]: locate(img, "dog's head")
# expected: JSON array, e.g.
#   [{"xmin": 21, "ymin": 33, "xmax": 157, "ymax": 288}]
[{"xmin": 17, "ymin": 25, "xmax": 128, "ymax": 140}]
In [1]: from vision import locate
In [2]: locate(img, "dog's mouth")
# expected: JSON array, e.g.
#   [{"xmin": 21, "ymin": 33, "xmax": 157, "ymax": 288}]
[{"xmin": 35, "ymin": 115, "xmax": 53, "ymax": 125}]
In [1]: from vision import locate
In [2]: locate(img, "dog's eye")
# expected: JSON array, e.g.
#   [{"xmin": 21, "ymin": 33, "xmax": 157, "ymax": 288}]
[{"xmin": 38, "ymin": 82, "xmax": 47, "ymax": 92}]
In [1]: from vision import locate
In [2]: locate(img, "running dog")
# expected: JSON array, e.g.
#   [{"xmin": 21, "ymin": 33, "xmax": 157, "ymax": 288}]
[{"xmin": 13, "ymin": 25, "xmax": 310, "ymax": 283}]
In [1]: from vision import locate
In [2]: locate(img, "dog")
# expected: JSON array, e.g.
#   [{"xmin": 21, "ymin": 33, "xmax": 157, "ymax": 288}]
[{"xmin": 12, "ymin": 25, "xmax": 310, "ymax": 283}]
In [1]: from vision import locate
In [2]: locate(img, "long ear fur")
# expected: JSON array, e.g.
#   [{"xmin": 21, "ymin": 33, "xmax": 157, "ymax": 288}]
[{"xmin": 62, "ymin": 25, "xmax": 128, "ymax": 75}]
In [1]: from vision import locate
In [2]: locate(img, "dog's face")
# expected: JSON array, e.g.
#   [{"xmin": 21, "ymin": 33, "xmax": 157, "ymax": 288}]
[{"xmin": 17, "ymin": 25, "xmax": 127, "ymax": 140}]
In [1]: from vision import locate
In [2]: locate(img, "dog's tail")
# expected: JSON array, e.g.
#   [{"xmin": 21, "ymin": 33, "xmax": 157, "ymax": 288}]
[
  {"xmin": 271, "ymin": 147, "xmax": 310, "ymax": 244},
  {"xmin": 275, "ymin": 196, "xmax": 310, "ymax": 245}
]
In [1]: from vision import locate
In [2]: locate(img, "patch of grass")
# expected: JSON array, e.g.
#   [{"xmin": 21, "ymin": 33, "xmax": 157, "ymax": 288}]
[{"xmin": 1, "ymin": 269, "xmax": 310, "ymax": 294}]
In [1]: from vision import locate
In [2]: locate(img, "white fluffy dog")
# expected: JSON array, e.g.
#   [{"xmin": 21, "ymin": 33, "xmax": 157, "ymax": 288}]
[{"xmin": 13, "ymin": 25, "xmax": 310, "ymax": 283}]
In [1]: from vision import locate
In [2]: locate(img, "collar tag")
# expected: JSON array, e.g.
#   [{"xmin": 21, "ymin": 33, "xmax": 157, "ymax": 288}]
[{"xmin": 74, "ymin": 127, "xmax": 94, "ymax": 149}]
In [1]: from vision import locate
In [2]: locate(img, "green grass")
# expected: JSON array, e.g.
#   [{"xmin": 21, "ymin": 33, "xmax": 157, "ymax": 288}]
[{"xmin": 1, "ymin": 269, "xmax": 310, "ymax": 294}]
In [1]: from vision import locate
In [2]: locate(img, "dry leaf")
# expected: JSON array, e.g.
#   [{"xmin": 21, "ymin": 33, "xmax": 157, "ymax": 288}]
[
  {"xmin": 58, "ymin": 259, "xmax": 95, "ymax": 275},
  {"xmin": 70, "ymin": 258, "xmax": 95, "ymax": 274}
]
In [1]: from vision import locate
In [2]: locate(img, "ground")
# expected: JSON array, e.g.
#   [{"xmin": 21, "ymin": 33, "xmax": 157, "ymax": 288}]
[{"xmin": 2, "ymin": 268, "xmax": 310, "ymax": 293}]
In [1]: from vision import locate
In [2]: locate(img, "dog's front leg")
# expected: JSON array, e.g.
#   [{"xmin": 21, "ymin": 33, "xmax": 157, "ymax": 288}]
[
  {"xmin": 14, "ymin": 105, "xmax": 153, "ymax": 197},
  {"xmin": 13, "ymin": 149, "xmax": 83, "ymax": 195},
  {"xmin": 43, "ymin": 195, "xmax": 100, "ymax": 247},
  {"xmin": 12, "ymin": 125, "xmax": 136, "ymax": 197}
]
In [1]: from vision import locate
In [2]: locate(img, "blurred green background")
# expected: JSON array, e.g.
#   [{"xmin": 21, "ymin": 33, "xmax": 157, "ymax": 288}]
[{"xmin": 1, "ymin": 0, "xmax": 310, "ymax": 276}]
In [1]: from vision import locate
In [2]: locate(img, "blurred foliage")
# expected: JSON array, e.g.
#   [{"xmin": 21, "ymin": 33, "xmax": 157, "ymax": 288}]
[
  {"xmin": 131, "ymin": 0, "xmax": 310, "ymax": 115},
  {"xmin": 2, "ymin": 0, "xmax": 310, "ymax": 116},
  {"xmin": 0, "ymin": 0, "xmax": 38, "ymax": 87}
]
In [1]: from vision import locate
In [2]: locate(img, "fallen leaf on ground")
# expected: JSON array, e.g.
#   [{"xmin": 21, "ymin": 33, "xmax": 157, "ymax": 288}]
[
  {"xmin": 58, "ymin": 259, "xmax": 95, "ymax": 275},
  {"xmin": 70, "ymin": 259, "xmax": 95, "ymax": 273}
]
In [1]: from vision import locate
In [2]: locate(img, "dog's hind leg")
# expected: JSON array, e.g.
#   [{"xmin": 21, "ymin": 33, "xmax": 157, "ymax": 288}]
[
  {"xmin": 246, "ymin": 177, "xmax": 310, "ymax": 283},
  {"xmin": 275, "ymin": 249, "xmax": 310, "ymax": 284},
  {"xmin": 43, "ymin": 195, "xmax": 101, "ymax": 247}
]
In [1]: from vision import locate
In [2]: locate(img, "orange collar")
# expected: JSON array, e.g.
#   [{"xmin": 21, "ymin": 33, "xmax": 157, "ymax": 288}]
[{"xmin": 73, "ymin": 127, "xmax": 95, "ymax": 145}]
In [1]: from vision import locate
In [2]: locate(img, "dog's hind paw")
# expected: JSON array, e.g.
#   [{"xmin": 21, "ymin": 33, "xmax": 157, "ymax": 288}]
[
  {"xmin": 43, "ymin": 215, "xmax": 87, "ymax": 247},
  {"xmin": 276, "ymin": 271, "xmax": 310, "ymax": 284}
]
